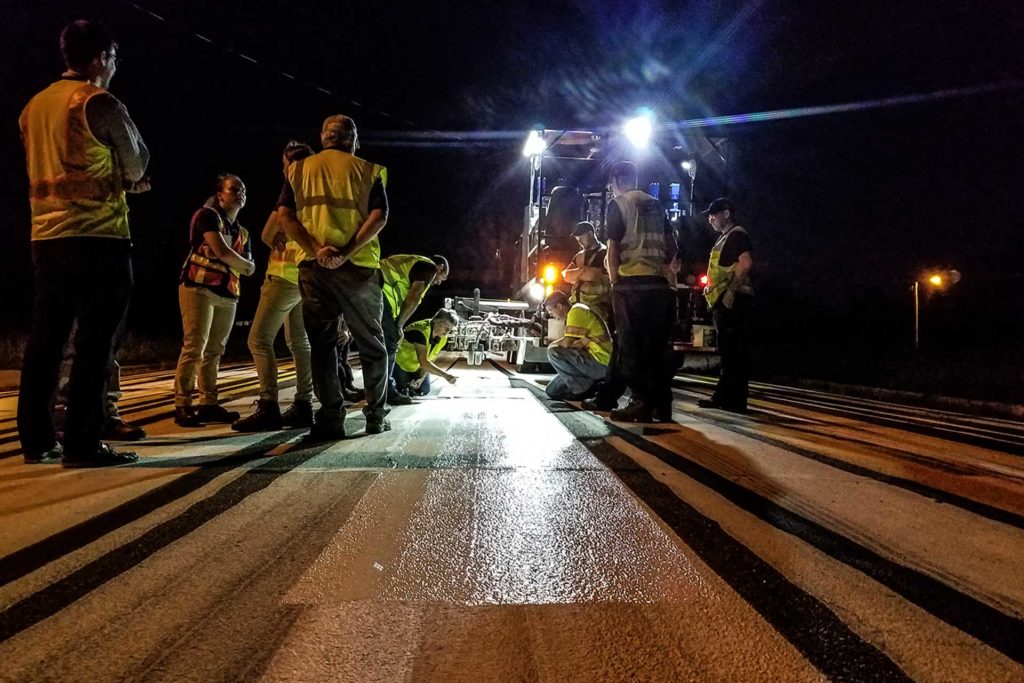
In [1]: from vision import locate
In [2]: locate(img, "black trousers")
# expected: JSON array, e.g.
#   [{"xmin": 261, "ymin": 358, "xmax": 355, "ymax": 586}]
[
  {"xmin": 18, "ymin": 237, "xmax": 132, "ymax": 456},
  {"xmin": 381, "ymin": 302, "xmax": 401, "ymax": 397},
  {"xmin": 595, "ymin": 276, "xmax": 674, "ymax": 408},
  {"xmin": 711, "ymin": 295, "xmax": 753, "ymax": 408}
]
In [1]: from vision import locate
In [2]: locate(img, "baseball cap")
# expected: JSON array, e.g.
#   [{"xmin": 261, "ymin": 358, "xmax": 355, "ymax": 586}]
[
  {"xmin": 571, "ymin": 221, "xmax": 596, "ymax": 236},
  {"xmin": 700, "ymin": 197, "xmax": 733, "ymax": 215}
]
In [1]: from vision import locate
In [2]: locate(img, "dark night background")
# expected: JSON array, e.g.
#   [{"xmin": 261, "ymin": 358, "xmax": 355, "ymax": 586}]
[{"xmin": 2, "ymin": 0, "xmax": 1023, "ymax": 399}]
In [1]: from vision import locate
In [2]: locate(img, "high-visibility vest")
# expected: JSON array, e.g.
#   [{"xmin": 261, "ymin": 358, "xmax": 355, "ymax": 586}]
[
  {"xmin": 704, "ymin": 225, "xmax": 753, "ymax": 308},
  {"xmin": 569, "ymin": 246, "xmax": 611, "ymax": 312},
  {"xmin": 265, "ymin": 235, "xmax": 302, "ymax": 285},
  {"xmin": 381, "ymin": 254, "xmax": 435, "ymax": 316},
  {"xmin": 180, "ymin": 206, "xmax": 250, "ymax": 298},
  {"xmin": 614, "ymin": 190, "xmax": 669, "ymax": 277},
  {"xmin": 286, "ymin": 149, "xmax": 387, "ymax": 269},
  {"xmin": 563, "ymin": 303, "xmax": 612, "ymax": 366},
  {"xmin": 396, "ymin": 319, "xmax": 448, "ymax": 373},
  {"xmin": 20, "ymin": 79, "xmax": 130, "ymax": 240}
]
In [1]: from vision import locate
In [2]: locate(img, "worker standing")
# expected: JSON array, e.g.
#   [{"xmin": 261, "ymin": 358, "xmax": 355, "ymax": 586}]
[
  {"xmin": 699, "ymin": 197, "xmax": 754, "ymax": 412},
  {"xmin": 561, "ymin": 221, "xmax": 611, "ymax": 322},
  {"xmin": 174, "ymin": 174, "xmax": 255, "ymax": 426},
  {"xmin": 18, "ymin": 20, "xmax": 149, "ymax": 467},
  {"xmin": 542, "ymin": 291, "xmax": 611, "ymax": 400},
  {"xmin": 232, "ymin": 141, "xmax": 316, "ymax": 433},
  {"xmin": 380, "ymin": 254, "xmax": 449, "ymax": 403},
  {"xmin": 582, "ymin": 161, "xmax": 677, "ymax": 422},
  {"xmin": 393, "ymin": 308, "xmax": 460, "ymax": 396},
  {"xmin": 275, "ymin": 115, "xmax": 391, "ymax": 438}
]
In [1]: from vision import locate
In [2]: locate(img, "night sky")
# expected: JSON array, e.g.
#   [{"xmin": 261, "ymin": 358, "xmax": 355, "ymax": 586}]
[{"xmin": 2, "ymin": 0, "xmax": 1023, "ymax": 382}]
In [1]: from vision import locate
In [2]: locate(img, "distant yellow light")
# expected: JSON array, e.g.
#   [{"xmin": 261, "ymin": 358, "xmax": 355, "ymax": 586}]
[
  {"xmin": 543, "ymin": 264, "xmax": 558, "ymax": 284},
  {"xmin": 928, "ymin": 274, "xmax": 943, "ymax": 286}
]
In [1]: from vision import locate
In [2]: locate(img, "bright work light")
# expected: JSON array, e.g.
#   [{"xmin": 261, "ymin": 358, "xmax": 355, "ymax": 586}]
[
  {"xmin": 522, "ymin": 130, "xmax": 546, "ymax": 157},
  {"xmin": 623, "ymin": 112, "xmax": 654, "ymax": 148}
]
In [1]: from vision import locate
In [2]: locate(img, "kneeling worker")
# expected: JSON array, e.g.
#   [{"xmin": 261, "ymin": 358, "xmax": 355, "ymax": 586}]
[
  {"xmin": 393, "ymin": 308, "xmax": 459, "ymax": 396},
  {"xmin": 542, "ymin": 291, "xmax": 611, "ymax": 400}
]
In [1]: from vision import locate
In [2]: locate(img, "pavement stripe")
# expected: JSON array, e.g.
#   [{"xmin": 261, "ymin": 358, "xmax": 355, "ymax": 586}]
[
  {"xmin": 503, "ymin": 375, "xmax": 911, "ymax": 681},
  {"xmin": 0, "ymin": 440, "xmax": 336, "ymax": 643}
]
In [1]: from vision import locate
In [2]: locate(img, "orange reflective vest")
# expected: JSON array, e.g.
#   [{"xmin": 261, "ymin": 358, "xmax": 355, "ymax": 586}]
[
  {"xmin": 181, "ymin": 206, "xmax": 250, "ymax": 298},
  {"xmin": 20, "ymin": 79, "xmax": 130, "ymax": 240}
]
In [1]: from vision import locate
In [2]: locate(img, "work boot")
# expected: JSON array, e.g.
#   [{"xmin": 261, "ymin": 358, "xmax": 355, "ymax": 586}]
[
  {"xmin": 306, "ymin": 421, "xmax": 346, "ymax": 442},
  {"xmin": 610, "ymin": 399, "xmax": 654, "ymax": 423},
  {"xmin": 174, "ymin": 406, "xmax": 203, "ymax": 427},
  {"xmin": 387, "ymin": 392, "xmax": 413, "ymax": 406},
  {"xmin": 342, "ymin": 385, "xmax": 364, "ymax": 403},
  {"xmin": 280, "ymin": 400, "xmax": 314, "ymax": 428},
  {"xmin": 24, "ymin": 442, "xmax": 64, "ymax": 465},
  {"xmin": 62, "ymin": 443, "xmax": 139, "ymax": 468},
  {"xmin": 365, "ymin": 416, "xmax": 392, "ymax": 435},
  {"xmin": 232, "ymin": 400, "xmax": 283, "ymax": 432},
  {"xmin": 195, "ymin": 404, "xmax": 241, "ymax": 424},
  {"xmin": 582, "ymin": 396, "xmax": 617, "ymax": 412},
  {"xmin": 102, "ymin": 418, "xmax": 147, "ymax": 441}
]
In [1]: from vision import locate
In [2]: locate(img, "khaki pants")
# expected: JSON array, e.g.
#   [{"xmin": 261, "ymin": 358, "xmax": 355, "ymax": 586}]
[
  {"xmin": 247, "ymin": 275, "xmax": 313, "ymax": 402},
  {"xmin": 174, "ymin": 284, "xmax": 237, "ymax": 408}
]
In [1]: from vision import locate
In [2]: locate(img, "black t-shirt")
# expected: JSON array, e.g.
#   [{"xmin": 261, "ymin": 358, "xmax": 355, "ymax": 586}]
[
  {"xmin": 408, "ymin": 260, "xmax": 437, "ymax": 286},
  {"xmin": 182, "ymin": 204, "xmax": 250, "ymax": 299},
  {"xmin": 718, "ymin": 227, "xmax": 753, "ymax": 268}
]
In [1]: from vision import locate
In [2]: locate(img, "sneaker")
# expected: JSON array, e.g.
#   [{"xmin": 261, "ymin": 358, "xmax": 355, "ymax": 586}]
[
  {"xmin": 62, "ymin": 443, "xmax": 138, "ymax": 468},
  {"xmin": 365, "ymin": 417, "xmax": 392, "ymax": 435},
  {"xmin": 174, "ymin": 406, "xmax": 204, "ymax": 427},
  {"xmin": 388, "ymin": 392, "xmax": 413, "ymax": 406},
  {"xmin": 102, "ymin": 418, "xmax": 147, "ymax": 441},
  {"xmin": 280, "ymin": 400, "xmax": 314, "ymax": 428},
  {"xmin": 610, "ymin": 399, "xmax": 654, "ymax": 423},
  {"xmin": 24, "ymin": 442, "xmax": 63, "ymax": 464},
  {"xmin": 195, "ymin": 404, "xmax": 241, "ymax": 424},
  {"xmin": 306, "ymin": 421, "xmax": 346, "ymax": 442},
  {"xmin": 581, "ymin": 397, "xmax": 617, "ymax": 412},
  {"xmin": 232, "ymin": 400, "xmax": 283, "ymax": 432}
]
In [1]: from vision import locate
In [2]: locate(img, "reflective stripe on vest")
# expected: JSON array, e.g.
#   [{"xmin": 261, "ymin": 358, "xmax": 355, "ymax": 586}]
[
  {"xmin": 564, "ymin": 303, "xmax": 612, "ymax": 366},
  {"xmin": 20, "ymin": 80, "xmax": 129, "ymax": 240},
  {"xmin": 704, "ymin": 225, "xmax": 752, "ymax": 308},
  {"xmin": 381, "ymin": 254, "xmax": 435, "ymax": 316},
  {"xmin": 570, "ymin": 246, "xmax": 611, "ymax": 308},
  {"xmin": 615, "ymin": 190, "xmax": 668, "ymax": 277},
  {"xmin": 286, "ymin": 149, "xmax": 387, "ymax": 269},
  {"xmin": 181, "ymin": 207, "xmax": 249, "ymax": 298},
  {"xmin": 396, "ymin": 319, "xmax": 448, "ymax": 373}
]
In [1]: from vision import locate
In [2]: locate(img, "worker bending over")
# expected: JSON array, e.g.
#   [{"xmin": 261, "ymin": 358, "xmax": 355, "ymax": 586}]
[
  {"xmin": 393, "ymin": 308, "xmax": 460, "ymax": 396},
  {"xmin": 542, "ymin": 291, "xmax": 612, "ymax": 400}
]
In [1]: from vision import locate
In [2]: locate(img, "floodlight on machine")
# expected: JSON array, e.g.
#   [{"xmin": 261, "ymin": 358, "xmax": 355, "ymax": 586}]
[
  {"xmin": 522, "ymin": 130, "xmax": 547, "ymax": 157},
  {"xmin": 526, "ymin": 281, "xmax": 546, "ymax": 304},
  {"xmin": 623, "ymin": 111, "xmax": 654, "ymax": 148}
]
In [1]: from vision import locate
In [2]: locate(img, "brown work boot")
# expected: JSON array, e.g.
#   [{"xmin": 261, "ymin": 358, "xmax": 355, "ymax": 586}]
[
  {"xmin": 610, "ymin": 399, "xmax": 653, "ymax": 423},
  {"xmin": 232, "ymin": 400, "xmax": 283, "ymax": 432},
  {"xmin": 280, "ymin": 400, "xmax": 314, "ymax": 428}
]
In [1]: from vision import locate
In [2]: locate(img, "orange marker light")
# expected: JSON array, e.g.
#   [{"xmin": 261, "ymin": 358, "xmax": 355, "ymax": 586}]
[
  {"xmin": 928, "ymin": 274, "xmax": 943, "ymax": 286},
  {"xmin": 543, "ymin": 264, "xmax": 558, "ymax": 284}
]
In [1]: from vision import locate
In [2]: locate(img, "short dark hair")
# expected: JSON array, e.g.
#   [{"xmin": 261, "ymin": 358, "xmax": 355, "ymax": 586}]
[
  {"xmin": 432, "ymin": 254, "xmax": 449, "ymax": 272},
  {"xmin": 609, "ymin": 160, "xmax": 638, "ymax": 188},
  {"xmin": 283, "ymin": 140, "xmax": 314, "ymax": 163},
  {"xmin": 433, "ymin": 308, "xmax": 459, "ymax": 327},
  {"xmin": 216, "ymin": 173, "xmax": 243, "ymax": 193},
  {"xmin": 543, "ymin": 290, "xmax": 570, "ymax": 309},
  {"xmin": 60, "ymin": 20, "xmax": 116, "ymax": 71}
]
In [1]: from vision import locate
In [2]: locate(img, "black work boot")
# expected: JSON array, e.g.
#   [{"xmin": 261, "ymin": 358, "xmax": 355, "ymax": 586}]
[
  {"xmin": 102, "ymin": 418, "xmax": 147, "ymax": 441},
  {"xmin": 610, "ymin": 399, "xmax": 654, "ymax": 423},
  {"xmin": 365, "ymin": 416, "xmax": 392, "ymax": 435},
  {"xmin": 195, "ymin": 404, "xmax": 241, "ymax": 424},
  {"xmin": 174, "ymin": 406, "xmax": 203, "ymax": 427},
  {"xmin": 232, "ymin": 400, "xmax": 283, "ymax": 432},
  {"xmin": 280, "ymin": 400, "xmax": 314, "ymax": 428},
  {"xmin": 342, "ymin": 385, "xmax": 364, "ymax": 403}
]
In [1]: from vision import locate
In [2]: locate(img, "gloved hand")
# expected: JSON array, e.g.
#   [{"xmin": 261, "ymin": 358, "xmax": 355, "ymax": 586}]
[{"xmin": 722, "ymin": 289, "xmax": 736, "ymax": 310}]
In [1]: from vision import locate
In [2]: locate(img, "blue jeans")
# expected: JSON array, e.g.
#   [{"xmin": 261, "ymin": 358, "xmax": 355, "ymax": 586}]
[
  {"xmin": 545, "ymin": 346, "xmax": 606, "ymax": 399},
  {"xmin": 394, "ymin": 365, "xmax": 431, "ymax": 396}
]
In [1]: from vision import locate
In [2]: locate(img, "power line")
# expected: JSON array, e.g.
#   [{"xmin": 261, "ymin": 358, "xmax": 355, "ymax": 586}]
[{"xmin": 114, "ymin": 0, "xmax": 418, "ymax": 127}]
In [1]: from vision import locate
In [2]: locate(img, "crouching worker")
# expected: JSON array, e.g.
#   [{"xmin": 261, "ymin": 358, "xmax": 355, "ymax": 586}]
[
  {"xmin": 393, "ymin": 308, "xmax": 459, "ymax": 396},
  {"xmin": 542, "ymin": 290, "xmax": 611, "ymax": 400}
]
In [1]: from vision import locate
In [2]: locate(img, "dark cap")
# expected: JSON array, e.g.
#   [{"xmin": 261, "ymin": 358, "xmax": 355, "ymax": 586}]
[
  {"xmin": 700, "ymin": 197, "xmax": 733, "ymax": 215},
  {"xmin": 571, "ymin": 221, "xmax": 595, "ymax": 236}
]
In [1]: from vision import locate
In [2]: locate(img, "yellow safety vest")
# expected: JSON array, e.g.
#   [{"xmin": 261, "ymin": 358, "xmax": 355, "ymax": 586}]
[
  {"xmin": 396, "ymin": 319, "xmax": 448, "ymax": 373},
  {"xmin": 20, "ymin": 79, "xmax": 130, "ymax": 240},
  {"xmin": 266, "ymin": 236, "xmax": 302, "ymax": 285},
  {"xmin": 615, "ymin": 190, "xmax": 668, "ymax": 277},
  {"xmin": 564, "ymin": 303, "xmax": 612, "ymax": 366},
  {"xmin": 569, "ymin": 246, "xmax": 611, "ymax": 315},
  {"xmin": 704, "ymin": 225, "xmax": 753, "ymax": 308},
  {"xmin": 381, "ymin": 254, "xmax": 435, "ymax": 316},
  {"xmin": 286, "ymin": 149, "xmax": 387, "ymax": 268}
]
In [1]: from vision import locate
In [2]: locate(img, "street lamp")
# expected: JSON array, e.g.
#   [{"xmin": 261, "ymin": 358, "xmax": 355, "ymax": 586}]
[{"xmin": 914, "ymin": 269, "xmax": 960, "ymax": 351}]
